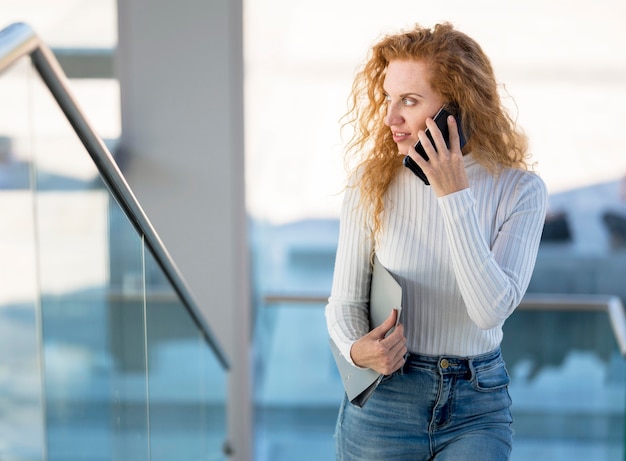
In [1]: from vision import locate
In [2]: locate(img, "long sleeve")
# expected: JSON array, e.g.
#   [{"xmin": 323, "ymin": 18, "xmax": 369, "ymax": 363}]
[
  {"xmin": 437, "ymin": 170, "xmax": 547, "ymax": 329},
  {"xmin": 325, "ymin": 180, "xmax": 374, "ymax": 365}
]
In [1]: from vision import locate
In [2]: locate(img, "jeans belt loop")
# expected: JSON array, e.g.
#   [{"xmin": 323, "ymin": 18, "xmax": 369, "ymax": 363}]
[{"xmin": 468, "ymin": 357, "xmax": 477, "ymax": 381}]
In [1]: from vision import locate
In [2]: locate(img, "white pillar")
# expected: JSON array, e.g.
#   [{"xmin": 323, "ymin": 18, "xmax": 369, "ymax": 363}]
[{"xmin": 115, "ymin": 1, "xmax": 251, "ymax": 459}]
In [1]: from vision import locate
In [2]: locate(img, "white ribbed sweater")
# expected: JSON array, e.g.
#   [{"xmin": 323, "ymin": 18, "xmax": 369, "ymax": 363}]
[{"xmin": 325, "ymin": 154, "xmax": 548, "ymax": 363}]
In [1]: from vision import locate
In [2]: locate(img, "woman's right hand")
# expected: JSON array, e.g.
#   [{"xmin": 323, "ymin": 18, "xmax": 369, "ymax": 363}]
[{"xmin": 350, "ymin": 309, "xmax": 407, "ymax": 375}]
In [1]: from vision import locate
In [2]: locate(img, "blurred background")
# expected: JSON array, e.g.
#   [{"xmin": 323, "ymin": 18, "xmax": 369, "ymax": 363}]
[{"xmin": 1, "ymin": 0, "xmax": 626, "ymax": 460}]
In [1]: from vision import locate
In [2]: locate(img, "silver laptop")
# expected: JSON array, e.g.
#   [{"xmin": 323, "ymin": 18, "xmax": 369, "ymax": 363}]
[{"xmin": 329, "ymin": 255, "xmax": 402, "ymax": 407}]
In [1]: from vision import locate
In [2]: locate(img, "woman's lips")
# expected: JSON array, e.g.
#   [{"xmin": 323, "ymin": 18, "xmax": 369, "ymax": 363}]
[{"xmin": 392, "ymin": 132, "xmax": 412, "ymax": 143}]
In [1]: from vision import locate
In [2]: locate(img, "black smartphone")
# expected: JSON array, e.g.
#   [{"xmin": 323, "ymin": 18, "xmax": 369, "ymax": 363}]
[{"xmin": 403, "ymin": 104, "xmax": 467, "ymax": 185}]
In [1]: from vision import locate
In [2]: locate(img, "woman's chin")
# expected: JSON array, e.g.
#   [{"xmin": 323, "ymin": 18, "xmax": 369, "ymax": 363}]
[
  {"xmin": 395, "ymin": 140, "xmax": 415, "ymax": 156},
  {"xmin": 397, "ymin": 146, "xmax": 412, "ymax": 157}
]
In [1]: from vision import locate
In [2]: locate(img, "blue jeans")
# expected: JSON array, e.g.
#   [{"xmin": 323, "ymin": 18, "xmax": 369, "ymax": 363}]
[{"xmin": 335, "ymin": 347, "xmax": 513, "ymax": 460}]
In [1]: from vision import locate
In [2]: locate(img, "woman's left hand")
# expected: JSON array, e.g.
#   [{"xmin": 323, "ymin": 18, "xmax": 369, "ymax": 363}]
[{"xmin": 406, "ymin": 115, "xmax": 469, "ymax": 197}]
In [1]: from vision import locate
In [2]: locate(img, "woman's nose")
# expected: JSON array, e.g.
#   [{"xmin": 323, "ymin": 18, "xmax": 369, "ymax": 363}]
[{"xmin": 384, "ymin": 104, "xmax": 403, "ymax": 126}]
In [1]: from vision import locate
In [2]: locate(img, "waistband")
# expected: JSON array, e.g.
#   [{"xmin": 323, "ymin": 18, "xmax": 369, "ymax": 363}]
[{"xmin": 404, "ymin": 347, "xmax": 502, "ymax": 374}]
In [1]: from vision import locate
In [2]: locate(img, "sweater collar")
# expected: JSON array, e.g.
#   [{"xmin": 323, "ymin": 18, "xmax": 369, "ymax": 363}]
[{"xmin": 463, "ymin": 153, "xmax": 477, "ymax": 167}]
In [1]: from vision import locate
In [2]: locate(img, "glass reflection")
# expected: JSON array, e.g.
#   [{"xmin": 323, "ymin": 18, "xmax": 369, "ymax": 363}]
[
  {"xmin": 0, "ymin": 44, "xmax": 228, "ymax": 460},
  {"xmin": 144, "ymin": 248, "xmax": 227, "ymax": 460},
  {"xmin": 0, "ymin": 57, "xmax": 44, "ymax": 461}
]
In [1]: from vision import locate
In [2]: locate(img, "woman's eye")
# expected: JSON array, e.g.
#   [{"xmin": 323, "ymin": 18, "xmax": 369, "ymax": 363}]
[
  {"xmin": 402, "ymin": 98, "xmax": 416, "ymax": 106},
  {"xmin": 383, "ymin": 94, "xmax": 391, "ymax": 102}
]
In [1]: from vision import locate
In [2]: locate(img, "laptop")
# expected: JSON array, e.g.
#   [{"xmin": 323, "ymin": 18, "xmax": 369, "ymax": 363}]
[{"xmin": 329, "ymin": 255, "xmax": 403, "ymax": 407}]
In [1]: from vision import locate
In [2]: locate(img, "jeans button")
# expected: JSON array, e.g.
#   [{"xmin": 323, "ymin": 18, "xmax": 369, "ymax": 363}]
[{"xmin": 440, "ymin": 358, "xmax": 449, "ymax": 369}]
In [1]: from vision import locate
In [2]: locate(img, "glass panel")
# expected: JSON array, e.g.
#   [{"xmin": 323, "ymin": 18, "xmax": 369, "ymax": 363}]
[
  {"xmin": 503, "ymin": 310, "xmax": 624, "ymax": 460},
  {"xmin": 24, "ymin": 56, "xmax": 148, "ymax": 460},
  {"xmin": 254, "ymin": 302, "xmax": 339, "ymax": 460},
  {"xmin": 144, "ymin": 248, "xmax": 228, "ymax": 460},
  {"xmin": 0, "ymin": 47, "xmax": 228, "ymax": 461},
  {"xmin": 106, "ymin": 204, "xmax": 149, "ymax": 460},
  {"xmin": 0, "ymin": 57, "xmax": 45, "ymax": 461},
  {"xmin": 252, "ymin": 220, "xmax": 339, "ymax": 459}
]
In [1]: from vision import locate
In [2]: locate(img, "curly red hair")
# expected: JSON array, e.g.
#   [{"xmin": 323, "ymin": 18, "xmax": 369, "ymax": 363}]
[{"xmin": 343, "ymin": 23, "xmax": 530, "ymax": 238}]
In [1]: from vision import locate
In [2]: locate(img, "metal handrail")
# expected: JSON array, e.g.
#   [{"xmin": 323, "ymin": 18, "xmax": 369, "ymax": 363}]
[
  {"xmin": 263, "ymin": 292, "xmax": 626, "ymax": 357},
  {"xmin": 0, "ymin": 22, "xmax": 229, "ymax": 369}
]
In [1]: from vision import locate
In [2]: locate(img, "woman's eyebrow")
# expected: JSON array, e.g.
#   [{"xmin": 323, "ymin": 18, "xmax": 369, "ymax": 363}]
[
  {"xmin": 401, "ymin": 92, "xmax": 425, "ymax": 99},
  {"xmin": 383, "ymin": 90, "xmax": 425, "ymax": 99}
]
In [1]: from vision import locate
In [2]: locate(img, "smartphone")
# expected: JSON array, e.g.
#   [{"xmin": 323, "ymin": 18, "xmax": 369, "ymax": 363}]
[{"xmin": 403, "ymin": 104, "xmax": 467, "ymax": 185}]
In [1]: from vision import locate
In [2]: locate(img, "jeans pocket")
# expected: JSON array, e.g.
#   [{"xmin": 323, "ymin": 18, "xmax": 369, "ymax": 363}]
[{"xmin": 472, "ymin": 360, "xmax": 510, "ymax": 392}]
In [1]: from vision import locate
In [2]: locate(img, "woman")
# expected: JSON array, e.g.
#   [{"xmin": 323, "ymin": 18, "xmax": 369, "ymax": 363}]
[{"xmin": 325, "ymin": 23, "xmax": 547, "ymax": 460}]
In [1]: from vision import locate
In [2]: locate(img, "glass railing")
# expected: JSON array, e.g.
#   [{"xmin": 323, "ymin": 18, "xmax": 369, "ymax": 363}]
[
  {"xmin": 252, "ymin": 218, "xmax": 626, "ymax": 461},
  {"xmin": 0, "ymin": 22, "xmax": 229, "ymax": 461}
]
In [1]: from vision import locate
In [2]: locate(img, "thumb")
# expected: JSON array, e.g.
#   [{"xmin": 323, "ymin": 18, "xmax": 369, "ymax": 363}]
[{"xmin": 371, "ymin": 308, "xmax": 399, "ymax": 339}]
